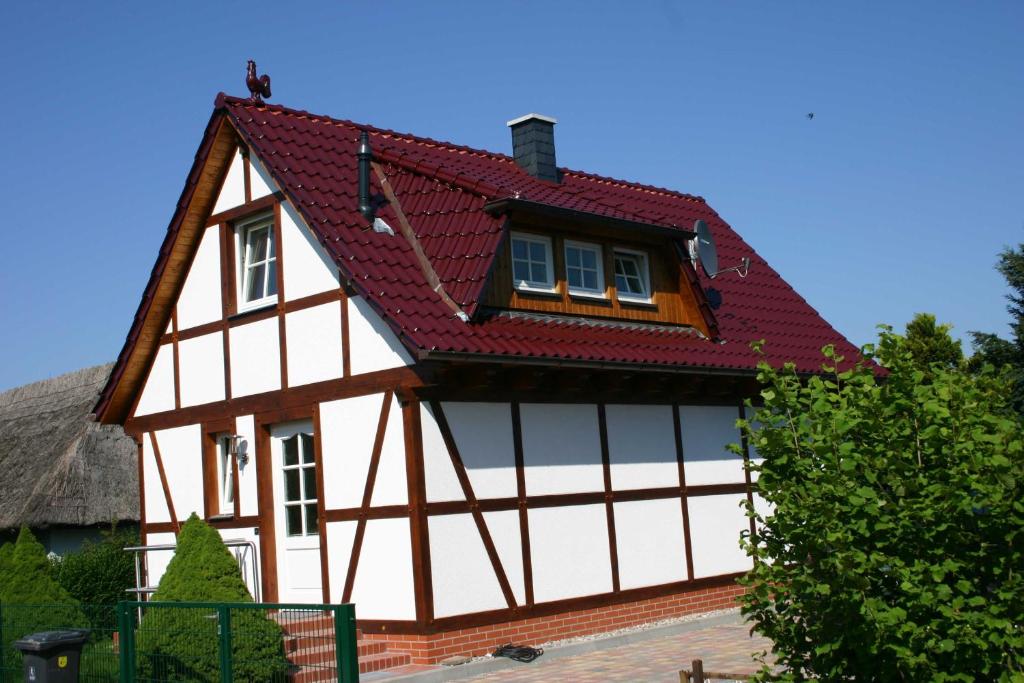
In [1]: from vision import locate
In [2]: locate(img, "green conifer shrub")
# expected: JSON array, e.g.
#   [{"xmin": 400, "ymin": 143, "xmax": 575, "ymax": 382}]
[
  {"xmin": 136, "ymin": 514, "xmax": 288, "ymax": 682},
  {"xmin": 0, "ymin": 528, "xmax": 88, "ymax": 675}
]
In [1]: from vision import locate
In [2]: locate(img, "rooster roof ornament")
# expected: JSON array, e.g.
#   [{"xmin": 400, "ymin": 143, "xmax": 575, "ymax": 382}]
[{"xmin": 245, "ymin": 60, "xmax": 272, "ymax": 104}]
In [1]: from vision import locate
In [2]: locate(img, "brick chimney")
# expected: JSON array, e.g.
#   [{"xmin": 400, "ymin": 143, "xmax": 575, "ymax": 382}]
[{"xmin": 507, "ymin": 113, "xmax": 559, "ymax": 183}]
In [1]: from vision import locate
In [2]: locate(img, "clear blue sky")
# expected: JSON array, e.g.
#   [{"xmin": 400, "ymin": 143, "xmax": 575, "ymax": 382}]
[{"xmin": 1, "ymin": 2, "xmax": 1021, "ymax": 390}]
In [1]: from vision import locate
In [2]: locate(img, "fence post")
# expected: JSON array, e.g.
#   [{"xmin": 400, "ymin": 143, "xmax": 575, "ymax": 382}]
[
  {"xmin": 691, "ymin": 658, "xmax": 705, "ymax": 683},
  {"xmin": 0, "ymin": 601, "xmax": 5, "ymax": 683},
  {"xmin": 117, "ymin": 602, "xmax": 136, "ymax": 683},
  {"xmin": 334, "ymin": 603, "xmax": 359, "ymax": 683},
  {"xmin": 217, "ymin": 604, "xmax": 233, "ymax": 683}
]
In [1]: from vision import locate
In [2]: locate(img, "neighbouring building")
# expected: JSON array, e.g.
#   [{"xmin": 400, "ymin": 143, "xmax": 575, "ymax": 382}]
[
  {"xmin": 94, "ymin": 92, "xmax": 859, "ymax": 669},
  {"xmin": 0, "ymin": 364, "xmax": 138, "ymax": 554}
]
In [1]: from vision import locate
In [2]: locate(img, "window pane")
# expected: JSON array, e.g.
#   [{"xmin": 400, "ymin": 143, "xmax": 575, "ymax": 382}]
[
  {"xmin": 529, "ymin": 241, "xmax": 545, "ymax": 261},
  {"xmin": 512, "ymin": 240, "xmax": 527, "ymax": 260},
  {"xmin": 531, "ymin": 263, "xmax": 547, "ymax": 283},
  {"xmin": 303, "ymin": 467, "xmax": 317, "ymax": 500},
  {"xmin": 266, "ymin": 260, "xmax": 278, "ymax": 296},
  {"xmin": 266, "ymin": 226, "xmax": 276, "ymax": 258},
  {"xmin": 566, "ymin": 248, "xmax": 580, "ymax": 268},
  {"xmin": 286, "ymin": 505, "xmax": 302, "ymax": 536},
  {"xmin": 300, "ymin": 434, "xmax": 315, "ymax": 463},
  {"xmin": 615, "ymin": 273, "xmax": 629, "ymax": 292},
  {"xmin": 283, "ymin": 436, "xmax": 298, "ymax": 466},
  {"xmin": 513, "ymin": 261, "xmax": 530, "ymax": 283},
  {"xmin": 246, "ymin": 264, "xmax": 266, "ymax": 302},
  {"xmin": 285, "ymin": 469, "xmax": 300, "ymax": 502},
  {"xmin": 305, "ymin": 503, "xmax": 319, "ymax": 535},
  {"xmin": 567, "ymin": 267, "xmax": 582, "ymax": 288},
  {"xmin": 583, "ymin": 270, "xmax": 598, "ymax": 290},
  {"xmin": 581, "ymin": 249, "xmax": 597, "ymax": 269},
  {"xmin": 248, "ymin": 228, "xmax": 268, "ymax": 262}
]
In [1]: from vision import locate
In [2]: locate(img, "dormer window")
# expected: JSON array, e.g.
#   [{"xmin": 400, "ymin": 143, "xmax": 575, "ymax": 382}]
[
  {"xmin": 511, "ymin": 232, "xmax": 555, "ymax": 292},
  {"xmin": 239, "ymin": 214, "xmax": 277, "ymax": 310},
  {"xmin": 613, "ymin": 249, "xmax": 651, "ymax": 302},
  {"xmin": 564, "ymin": 240, "xmax": 605, "ymax": 297}
]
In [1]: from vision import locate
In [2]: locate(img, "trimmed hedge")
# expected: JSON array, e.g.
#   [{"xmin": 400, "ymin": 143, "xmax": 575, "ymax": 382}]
[
  {"xmin": 51, "ymin": 524, "xmax": 138, "ymax": 629},
  {"xmin": 136, "ymin": 514, "xmax": 288, "ymax": 681}
]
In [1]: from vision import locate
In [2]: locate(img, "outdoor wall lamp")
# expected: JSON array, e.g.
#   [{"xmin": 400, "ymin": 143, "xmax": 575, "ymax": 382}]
[{"xmin": 227, "ymin": 435, "xmax": 249, "ymax": 467}]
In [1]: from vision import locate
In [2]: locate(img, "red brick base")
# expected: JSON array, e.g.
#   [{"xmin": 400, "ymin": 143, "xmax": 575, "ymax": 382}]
[{"xmin": 363, "ymin": 582, "xmax": 745, "ymax": 665}]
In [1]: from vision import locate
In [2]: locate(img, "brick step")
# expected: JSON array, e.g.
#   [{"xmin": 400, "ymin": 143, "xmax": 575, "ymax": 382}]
[
  {"xmin": 287, "ymin": 639, "xmax": 387, "ymax": 665},
  {"xmin": 286, "ymin": 652, "xmax": 413, "ymax": 682}
]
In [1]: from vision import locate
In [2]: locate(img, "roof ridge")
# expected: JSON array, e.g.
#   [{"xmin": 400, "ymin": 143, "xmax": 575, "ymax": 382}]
[{"xmin": 217, "ymin": 94, "xmax": 707, "ymax": 206}]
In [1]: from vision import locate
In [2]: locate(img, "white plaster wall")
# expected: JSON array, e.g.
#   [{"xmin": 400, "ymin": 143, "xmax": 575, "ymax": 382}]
[
  {"xmin": 348, "ymin": 296, "xmax": 413, "ymax": 375},
  {"xmin": 745, "ymin": 406, "xmax": 763, "ymax": 482},
  {"xmin": 212, "ymin": 149, "xmax": 245, "ymax": 214},
  {"xmin": 320, "ymin": 393, "xmax": 407, "ymax": 510},
  {"xmin": 285, "ymin": 303, "xmax": 343, "ymax": 387},
  {"xmin": 235, "ymin": 414, "xmax": 259, "ymax": 517},
  {"xmin": 521, "ymin": 404, "xmax": 603, "ymax": 496},
  {"xmin": 250, "ymin": 155, "xmax": 275, "ymax": 200},
  {"xmin": 281, "ymin": 201, "xmax": 340, "ymax": 301},
  {"xmin": 142, "ymin": 434, "xmax": 170, "ymax": 524},
  {"xmin": 420, "ymin": 403, "xmax": 465, "ymax": 503},
  {"xmin": 606, "ymin": 404, "xmax": 679, "ymax": 490},
  {"xmin": 528, "ymin": 504, "xmax": 612, "ymax": 603},
  {"xmin": 349, "ymin": 518, "xmax": 416, "ymax": 620},
  {"xmin": 614, "ymin": 499, "xmax": 688, "ymax": 589},
  {"xmin": 143, "ymin": 532, "xmax": 177, "ymax": 590},
  {"xmin": 483, "ymin": 510, "xmax": 526, "ymax": 605},
  {"xmin": 229, "ymin": 318, "xmax": 281, "ymax": 397},
  {"xmin": 134, "ymin": 345, "xmax": 175, "ymax": 417},
  {"xmin": 176, "ymin": 225, "xmax": 222, "ymax": 330},
  {"xmin": 177, "ymin": 333, "xmax": 225, "ymax": 407},
  {"xmin": 326, "ymin": 520, "xmax": 357, "ymax": 604},
  {"xmin": 370, "ymin": 394, "xmax": 408, "ymax": 507},
  {"xmin": 442, "ymin": 402, "xmax": 517, "ymax": 500},
  {"xmin": 687, "ymin": 494, "xmax": 753, "ymax": 578},
  {"xmin": 429, "ymin": 514, "xmax": 507, "ymax": 618},
  {"xmin": 217, "ymin": 526, "xmax": 262, "ymax": 600},
  {"xmin": 679, "ymin": 406, "xmax": 746, "ymax": 486},
  {"xmin": 155, "ymin": 424, "xmax": 204, "ymax": 521}
]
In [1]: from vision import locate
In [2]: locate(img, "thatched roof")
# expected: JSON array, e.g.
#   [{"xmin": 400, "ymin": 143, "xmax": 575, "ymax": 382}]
[{"xmin": 0, "ymin": 364, "xmax": 138, "ymax": 529}]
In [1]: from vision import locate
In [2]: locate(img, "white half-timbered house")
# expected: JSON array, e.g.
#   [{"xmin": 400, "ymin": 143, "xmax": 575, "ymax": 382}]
[{"xmin": 96, "ymin": 92, "xmax": 860, "ymax": 666}]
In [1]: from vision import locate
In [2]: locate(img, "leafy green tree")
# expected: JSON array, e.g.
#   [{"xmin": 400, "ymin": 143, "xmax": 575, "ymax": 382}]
[
  {"xmin": 136, "ymin": 514, "xmax": 287, "ymax": 682},
  {"xmin": 738, "ymin": 332, "xmax": 1024, "ymax": 681},
  {"xmin": 970, "ymin": 244, "xmax": 1024, "ymax": 412},
  {"xmin": 904, "ymin": 313, "xmax": 963, "ymax": 372}
]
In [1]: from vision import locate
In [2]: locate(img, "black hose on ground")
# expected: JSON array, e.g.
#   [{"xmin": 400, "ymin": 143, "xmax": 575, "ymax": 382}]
[{"xmin": 493, "ymin": 643, "xmax": 544, "ymax": 663}]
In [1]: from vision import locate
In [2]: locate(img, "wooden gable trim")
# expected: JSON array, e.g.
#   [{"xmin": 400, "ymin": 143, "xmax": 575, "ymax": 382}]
[{"xmin": 96, "ymin": 112, "xmax": 241, "ymax": 424}]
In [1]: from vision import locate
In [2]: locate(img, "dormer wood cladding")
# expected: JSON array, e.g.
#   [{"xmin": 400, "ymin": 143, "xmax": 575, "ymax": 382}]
[{"xmin": 484, "ymin": 219, "xmax": 711, "ymax": 335}]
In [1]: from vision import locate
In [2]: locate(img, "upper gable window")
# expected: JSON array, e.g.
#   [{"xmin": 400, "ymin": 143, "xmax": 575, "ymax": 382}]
[
  {"xmin": 564, "ymin": 240, "xmax": 605, "ymax": 297},
  {"xmin": 614, "ymin": 249, "xmax": 651, "ymax": 302},
  {"xmin": 511, "ymin": 232, "xmax": 555, "ymax": 292},
  {"xmin": 239, "ymin": 215, "xmax": 277, "ymax": 310}
]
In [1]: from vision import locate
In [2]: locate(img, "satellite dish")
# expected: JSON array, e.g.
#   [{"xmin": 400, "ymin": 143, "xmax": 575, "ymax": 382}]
[{"xmin": 692, "ymin": 219, "xmax": 718, "ymax": 278}]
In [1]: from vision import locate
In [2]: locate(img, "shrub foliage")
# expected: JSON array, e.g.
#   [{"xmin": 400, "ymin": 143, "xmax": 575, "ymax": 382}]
[
  {"xmin": 136, "ymin": 514, "xmax": 287, "ymax": 682},
  {"xmin": 53, "ymin": 524, "xmax": 138, "ymax": 610},
  {"xmin": 739, "ymin": 331, "xmax": 1024, "ymax": 680},
  {"xmin": 0, "ymin": 527, "xmax": 88, "ymax": 668}
]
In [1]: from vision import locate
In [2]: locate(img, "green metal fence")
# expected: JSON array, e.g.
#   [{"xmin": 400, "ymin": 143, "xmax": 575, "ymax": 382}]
[
  {"xmin": 0, "ymin": 603, "xmax": 119, "ymax": 682},
  {"xmin": 1, "ymin": 601, "xmax": 359, "ymax": 683}
]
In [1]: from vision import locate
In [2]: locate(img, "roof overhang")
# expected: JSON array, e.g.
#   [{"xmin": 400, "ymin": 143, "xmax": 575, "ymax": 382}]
[{"xmin": 483, "ymin": 197, "xmax": 696, "ymax": 240}]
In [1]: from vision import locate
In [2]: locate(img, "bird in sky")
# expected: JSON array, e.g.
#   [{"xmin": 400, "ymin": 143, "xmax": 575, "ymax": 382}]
[{"xmin": 807, "ymin": 112, "xmax": 815, "ymax": 120}]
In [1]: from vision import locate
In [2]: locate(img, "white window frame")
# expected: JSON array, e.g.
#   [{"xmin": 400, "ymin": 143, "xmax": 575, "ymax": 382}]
[
  {"xmin": 216, "ymin": 434, "xmax": 235, "ymax": 515},
  {"xmin": 510, "ymin": 232, "xmax": 556, "ymax": 293},
  {"xmin": 613, "ymin": 248, "xmax": 652, "ymax": 303},
  {"xmin": 281, "ymin": 431, "xmax": 318, "ymax": 538},
  {"xmin": 563, "ymin": 239, "xmax": 606, "ymax": 298},
  {"xmin": 236, "ymin": 213, "xmax": 278, "ymax": 312}
]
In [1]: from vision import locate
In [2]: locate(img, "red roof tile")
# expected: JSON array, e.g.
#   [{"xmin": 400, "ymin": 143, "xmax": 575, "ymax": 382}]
[{"xmin": 217, "ymin": 94, "xmax": 859, "ymax": 374}]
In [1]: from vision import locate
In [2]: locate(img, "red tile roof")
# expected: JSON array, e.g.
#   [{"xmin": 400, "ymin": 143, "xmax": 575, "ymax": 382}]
[{"xmin": 219, "ymin": 94, "xmax": 858, "ymax": 374}]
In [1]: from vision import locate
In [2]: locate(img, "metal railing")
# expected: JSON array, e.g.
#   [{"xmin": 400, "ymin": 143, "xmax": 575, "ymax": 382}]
[{"xmin": 124, "ymin": 540, "xmax": 261, "ymax": 602}]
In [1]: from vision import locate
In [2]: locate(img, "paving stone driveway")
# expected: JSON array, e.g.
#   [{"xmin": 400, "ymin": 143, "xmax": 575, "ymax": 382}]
[{"xmin": 462, "ymin": 620, "xmax": 769, "ymax": 683}]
